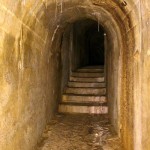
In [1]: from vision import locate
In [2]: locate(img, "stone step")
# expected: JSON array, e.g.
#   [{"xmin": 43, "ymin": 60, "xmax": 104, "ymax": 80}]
[
  {"xmin": 70, "ymin": 76, "xmax": 104, "ymax": 82},
  {"xmin": 77, "ymin": 68, "xmax": 104, "ymax": 73},
  {"xmin": 72, "ymin": 72, "xmax": 104, "ymax": 78},
  {"xmin": 68, "ymin": 81, "xmax": 106, "ymax": 88},
  {"xmin": 62, "ymin": 94, "xmax": 106, "ymax": 103},
  {"xmin": 82, "ymin": 66, "xmax": 104, "ymax": 69},
  {"xmin": 65, "ymin": 87, "xmax": 106, "ymax": 95},
  {"xmin": 58, "ymin": 103, "xmax": 108, "ymax": 114}
]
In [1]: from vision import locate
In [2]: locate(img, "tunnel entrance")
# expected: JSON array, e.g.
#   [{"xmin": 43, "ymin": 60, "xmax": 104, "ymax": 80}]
[
  {"xmin": 85, "ymin": 22, "xmax": 105, "ymax": 66},
  {"xmin": 70, "ymin": 19, "xmax": 105, "ymax": 70},
  {"xmin": 60, "ymin": 19, "xmax": 107, "ymax": 114}
]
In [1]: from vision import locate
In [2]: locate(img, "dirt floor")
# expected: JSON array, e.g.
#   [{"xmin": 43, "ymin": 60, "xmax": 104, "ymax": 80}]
[{"xmin": 36, "ymin": 114, "xmax": 123, "ymax": 150}]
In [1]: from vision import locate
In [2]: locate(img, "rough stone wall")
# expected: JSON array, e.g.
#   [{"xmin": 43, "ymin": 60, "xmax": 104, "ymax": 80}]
[
  {"xmin": 61, "ymin": 25, "xmax": 72, "ymax": 93},
  {"xmin": 106, "ymin": 28, "xmax": 121, "ymax": 134},
  {"xmin": 140, "ymin": 1, "xmax": 150, "ymax": 150},
  {"xmin": 120, "ymin": 1, "xmax": 145, "ymax": 150},
  {"xmin": 0, "ymin": 1, "xmax": 62, "ymax": 150}
]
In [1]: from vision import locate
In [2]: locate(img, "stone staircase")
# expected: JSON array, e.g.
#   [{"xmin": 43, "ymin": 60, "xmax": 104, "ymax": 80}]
[{"xmin": 58, "ymin": 66, "xmax": 108, "ymax": 114}]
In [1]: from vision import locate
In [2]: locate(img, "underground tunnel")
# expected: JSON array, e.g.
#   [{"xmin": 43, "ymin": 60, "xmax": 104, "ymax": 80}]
[
  {"xmin": 0, "ymin": 0, "xmax": 150, "ymax": 150},
  {"xmin": 68, "ymin": 19, "xmax": 105, "ymax": 68}
]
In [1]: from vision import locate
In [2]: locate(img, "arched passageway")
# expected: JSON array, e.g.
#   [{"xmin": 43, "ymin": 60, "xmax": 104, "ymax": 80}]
[
  {"xmin": 0, "ymin": 0, "xmax": 150, "ymax": 150},
  {"xmin": 69, "ymin": 19, "xmax": 105, "ymax": 68},
  {"xmin": 87, "ymin": 24, "xmax": 105, "ymax": 66}
]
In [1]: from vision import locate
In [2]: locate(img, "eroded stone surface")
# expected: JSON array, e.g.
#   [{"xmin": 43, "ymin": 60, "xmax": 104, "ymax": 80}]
[
  {"xmin": 36, "ymin": 114, "xmax": 123, "ymax": 150},
  {"xmin": 62, "ymin": 94, "xmax": 106, "ymax": 103}
]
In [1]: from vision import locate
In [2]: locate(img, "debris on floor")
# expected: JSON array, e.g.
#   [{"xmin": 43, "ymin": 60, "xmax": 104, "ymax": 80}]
[{"xmin": 36, "ymin": 114, "xmax": 123, "ymax": 150}]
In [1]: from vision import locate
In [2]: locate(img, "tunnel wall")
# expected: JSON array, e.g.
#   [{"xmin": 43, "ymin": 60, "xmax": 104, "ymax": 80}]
[
  {"xmin": 117, "ymin": 1, "xmax": 150, "ymax": 149},
  {"xmin": 0, "ymin": 1, "xmax": 62, "ymax": 150},
  {"xmin": 140, "ymin": 1, "xmax": 150, "ymax": 149},
  {"xmin": 61, "ymin": 25, "xmax": 72, "ymax": 93},
  {"xmin": 105, "ymin": 26, "xmax": 121, "ymax": 134}
]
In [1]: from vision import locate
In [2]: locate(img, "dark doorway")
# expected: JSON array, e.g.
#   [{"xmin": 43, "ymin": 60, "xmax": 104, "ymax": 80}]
[
  {"xmin": 71, "ymin": 19, "xmax": 105, "ymax": 70},
  {"xmin": 85, "ymin": 25, "xmax": 105, "ymax": 66}
]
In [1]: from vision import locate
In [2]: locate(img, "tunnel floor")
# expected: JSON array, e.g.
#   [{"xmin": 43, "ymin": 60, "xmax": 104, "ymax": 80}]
[{"xmin": 36, "ymin": 114, "xmax": 122, "ymax": 150}]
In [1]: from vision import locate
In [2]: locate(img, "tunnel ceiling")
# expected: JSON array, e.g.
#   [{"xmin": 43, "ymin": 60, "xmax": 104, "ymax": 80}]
[
  {"xmin": 34, "ymin": 0, "xmax": 135, "ymax": 35},
  {"xmin": 36, "ymin": 0, "xmax": 137, "ymax": 51}
]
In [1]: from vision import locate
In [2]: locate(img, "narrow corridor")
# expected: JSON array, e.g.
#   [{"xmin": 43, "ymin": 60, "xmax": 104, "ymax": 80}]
[{"xmin": 37, "ymin": 114, "xmax": 122, "ymax": 150}]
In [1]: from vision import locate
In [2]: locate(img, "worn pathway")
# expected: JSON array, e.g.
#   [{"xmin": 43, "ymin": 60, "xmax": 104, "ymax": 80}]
[{"xmin": 36, "ymin": 114, "xmax": 123, "ymax": 150}]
